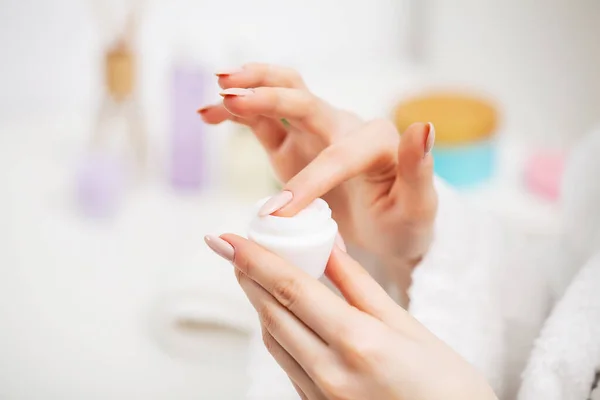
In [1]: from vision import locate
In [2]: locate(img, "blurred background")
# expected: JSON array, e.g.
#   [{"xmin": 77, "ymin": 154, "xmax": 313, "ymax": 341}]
[{"xmin": 1, "ymin": 0, "xmax": 599, "ymax": 398}]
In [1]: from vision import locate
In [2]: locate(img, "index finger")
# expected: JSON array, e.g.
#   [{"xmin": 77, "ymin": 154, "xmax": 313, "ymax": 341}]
[
  {"xmin": 268, "ymin": 118, "xmax": 399, "ymax": 217},
  {"xmin": 217, "ymin": 63, "xmax": 308, "ymax": 90},
  {"xmin": 220, "ymin": 233, "xmax": 360, "ymax": 344}
]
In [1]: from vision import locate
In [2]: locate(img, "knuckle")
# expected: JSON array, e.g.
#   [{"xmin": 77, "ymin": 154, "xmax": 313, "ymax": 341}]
[
  {"xmin": 315, "ymin": 366, "xmax": 353, "ymax": 400},
  {"xmin": 244, "ymin": 61, "xmax": 262, "ymax": 70},
  {"xmin": 297, "ymin": 391, "xmax": 309, "ymax": 400},
  {"xmin": 234, "ymin": 267, "xmax": 244, "ymax": 284},
  {"xmin": 271, "ymin": 277, "xmax": 301, "ymax": 309},
  {"xmin": 282, "ymin": 66, "xmax": 305, "ymax": 85},
  {"xmin": 235, "ymin": 251, "xmax": 251, "ymax": 276},
  {"xmin": 370, "ymin": 118, "xmax": 398, "ymax": 137},
  {"xmin": 339, "ymin": 110, "xmax": 363, "ymax": 127},
  {"xmin": 268, "ymin": 88, "xmax": 284, "ymax": 113},
  {"xmin": 339, "ymin": 327, "xmax": 383, "ymax": 368},
  {"xmin": 261, "ymin": 329, "xmax": 277, "ymax": 355},
  {"xmin": 364, "ymin": 119, "xmax": 399, "ymax": 162},
  {"xmin": 305, "ymin": 94, "xmax": 322, "ymax": 115},
  {"xmin": 298, "ymin": 90, "xmax": 317, "ymax": 108},
  {"xmin": 258, "ymin": 304, "xmax": 278, "ymax": 333},
  {"xmin": 291, "ymin": 92, "xmax": 321, "ymax": 123}
]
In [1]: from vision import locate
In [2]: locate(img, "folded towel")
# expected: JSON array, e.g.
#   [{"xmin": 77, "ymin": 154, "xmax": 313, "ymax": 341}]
[{"xmin": 148, "ymin": 194, "xmax": 259, "ymax": 362}]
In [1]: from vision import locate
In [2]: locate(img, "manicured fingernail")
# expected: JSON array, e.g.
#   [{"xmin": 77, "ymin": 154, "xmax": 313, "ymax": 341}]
[
  {"xmin": 425, "ymin": 122, "xmax": 435, "ymax": 155},
  {"xmin": 258, "ymin": 191, "xmax": 294, "ymax": 216},
  {"xmin": 335, "ymin": 233, "xmax": 347, "ymax": 252},
  {"xmin": 204, "ymin": 235, "xmax": 235, "ymax": 262},
  {"xmin": 220, "ymin": 88, "xmax": 254, "ymax": 97},
  {"xmin": 197, "ymin": 106, "xmax": 210, "ymax": 114},
  {"xmin": 215, "ymin": 67, "xmax": 244, "ymax": 76}
]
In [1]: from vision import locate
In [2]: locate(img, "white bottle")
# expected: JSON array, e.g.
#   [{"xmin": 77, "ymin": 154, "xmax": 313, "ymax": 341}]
[{"xmin": 248, "ymin": 197, "xmax": 338, "ymax": 278}]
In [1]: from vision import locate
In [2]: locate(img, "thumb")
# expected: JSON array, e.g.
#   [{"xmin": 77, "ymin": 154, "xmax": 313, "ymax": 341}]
[
  {"xmin": 396, "ymin": 122, "xmax": 435, "ymax": 186},
  {"xmin": 392, "ymin": 122, "xmax": 437, "ymax": 251},
  {"xmin": 325, "ymin": 246, "xmax": 422, "ymax": 337}
]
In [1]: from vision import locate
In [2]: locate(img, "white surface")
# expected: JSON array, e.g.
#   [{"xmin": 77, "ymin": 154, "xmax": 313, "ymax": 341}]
[{"xmin": 0, "ymin": 118, "xmax": 257, "ymax": 399}]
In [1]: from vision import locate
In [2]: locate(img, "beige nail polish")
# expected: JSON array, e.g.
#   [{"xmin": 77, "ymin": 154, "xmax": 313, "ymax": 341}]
[
  {"xmin": 204, "ymin": 235, "xmax": 235, "ymax": 262},
  {"xmin": 220, "ymin": 88, "xmax": 254, "ymax": 97},
  {"xmin": 258, "ymin": 191, "xmax": 294, "ymax": 216},
  {"xmin": 425, "ymin": 122, "xmax": 436, "ymax": 155}
]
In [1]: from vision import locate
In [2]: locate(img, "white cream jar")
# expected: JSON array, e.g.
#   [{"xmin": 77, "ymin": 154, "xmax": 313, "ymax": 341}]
[{"xmin": 248, "ymin": 197, "xmax": 338, "ymax": 278}]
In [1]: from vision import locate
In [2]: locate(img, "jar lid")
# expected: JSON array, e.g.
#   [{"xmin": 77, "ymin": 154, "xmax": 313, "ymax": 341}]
[
  {"xmin": 249, "ymin": 197, "xmax": 333, "ymax": 237},
  {"xmin": 394, "ymin": 92, "xmax": 498, "ymax": 144}
]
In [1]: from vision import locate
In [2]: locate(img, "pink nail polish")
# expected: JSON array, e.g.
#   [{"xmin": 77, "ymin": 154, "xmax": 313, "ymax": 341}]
[
  {"xmin": 215, "ymin": 67, "xmax": 244, "ymax": 76},
  {"xmin": 258, "ymin": 191, "xmax": 294, "ymax": 216},
  {"xmin": 220, "ymin": 88, "xmax": 254, "ymax": 97},
  {"xmin": 196, "ymin": 106, "xmax": 210, "ymax": 114},
  {"xmin": 425, "ymin": 122, "xmax": 436, "ymax": 155},
  {"xmin": 204, "ymin": 235, "xmax": 235, "ymax": 262}
]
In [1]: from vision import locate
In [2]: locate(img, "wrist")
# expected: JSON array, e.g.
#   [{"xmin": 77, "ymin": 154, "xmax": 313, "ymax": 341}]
[{"xmin": 380, "ymin": 255, "xmax": 423, "ymax": 308}]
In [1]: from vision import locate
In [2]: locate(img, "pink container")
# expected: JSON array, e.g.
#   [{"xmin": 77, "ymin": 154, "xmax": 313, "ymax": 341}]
[{"xmin": 524, "ymin": 151, "xmax": 566, "ymax": 202}]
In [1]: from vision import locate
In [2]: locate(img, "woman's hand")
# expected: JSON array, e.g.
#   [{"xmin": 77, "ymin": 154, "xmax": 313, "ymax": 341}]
[
  {"xmin": 199, "ymin": 64, "xmax": 437, "ymax": 267},
  {"xmin": 204, "ymin": 234, "xmax": 497, "ymax": 400}
]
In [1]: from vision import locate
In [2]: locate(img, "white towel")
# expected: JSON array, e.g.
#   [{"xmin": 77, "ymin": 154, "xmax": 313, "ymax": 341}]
[
  {"xmin": 148, "ymin": 194, "xmax": 258, "ymax": 362},
  {"xmin": 518, "ymin": 251, "xmax": 600, "ymax": 400}
]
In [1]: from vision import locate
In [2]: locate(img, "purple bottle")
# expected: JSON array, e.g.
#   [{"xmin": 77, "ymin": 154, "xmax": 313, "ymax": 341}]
[{"xmin": 169, "ymin": 63, "xmax": 206, "ymax": 190}]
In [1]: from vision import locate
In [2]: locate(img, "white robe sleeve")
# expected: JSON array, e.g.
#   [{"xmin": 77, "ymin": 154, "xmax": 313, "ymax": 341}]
[
  {"xmin": 408, "ymin": 178, "xmax": 507, "ymax": 395},
  {"xmin": 517, "ymin": 252, "xmax": 600, "ymax": 400}
]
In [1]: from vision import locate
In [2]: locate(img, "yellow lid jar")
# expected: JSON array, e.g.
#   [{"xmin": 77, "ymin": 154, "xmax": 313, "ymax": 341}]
[{"xmin": 394, "ymin": 92, "xmax": 499, "ymax": 187}]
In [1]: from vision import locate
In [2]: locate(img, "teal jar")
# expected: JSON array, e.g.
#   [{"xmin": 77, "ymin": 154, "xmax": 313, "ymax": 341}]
[{"xmin": 432, "ymin": 139, "xmax": 496, "ymax": 187}]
